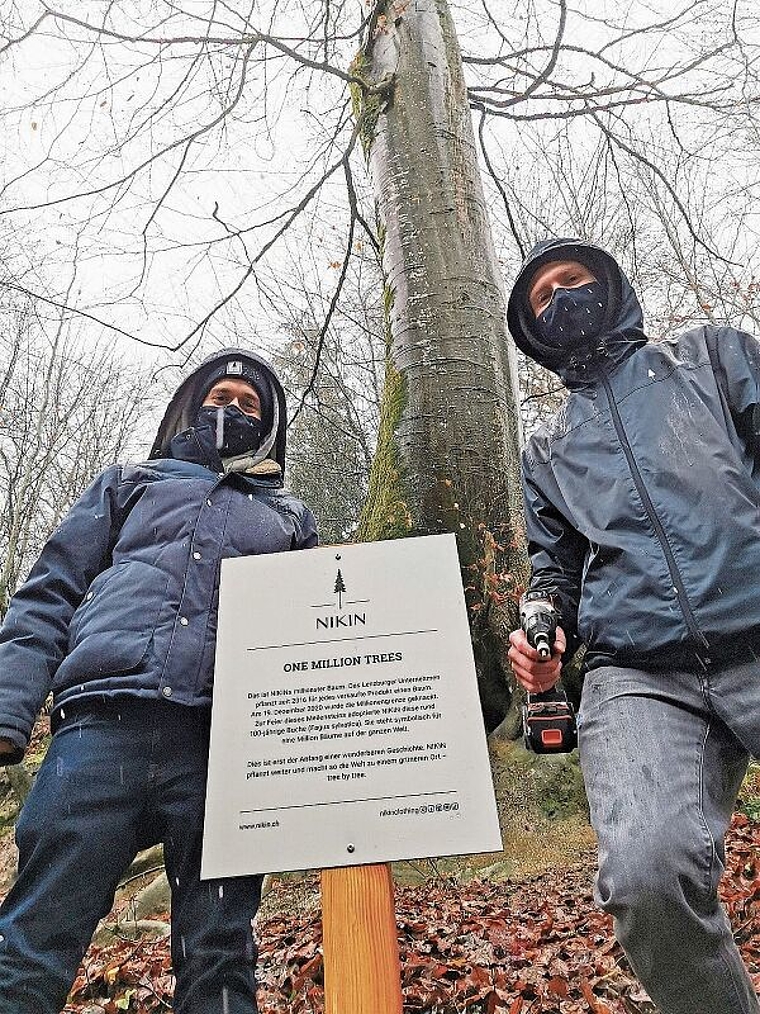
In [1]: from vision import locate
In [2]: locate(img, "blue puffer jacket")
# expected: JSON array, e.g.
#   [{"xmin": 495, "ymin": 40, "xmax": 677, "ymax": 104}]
[
  {"xmin": 507, "ymin": 239, "xmax": 760, "ymax": 672},
  {"xmin": 0, "ymin": 349, "xmax": 317, "ymax": 759}
]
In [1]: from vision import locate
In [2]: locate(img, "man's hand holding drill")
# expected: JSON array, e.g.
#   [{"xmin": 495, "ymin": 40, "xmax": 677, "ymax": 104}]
[{"xmin": 508, "ymin": 625, "xmax": 566, "ymax": 693}]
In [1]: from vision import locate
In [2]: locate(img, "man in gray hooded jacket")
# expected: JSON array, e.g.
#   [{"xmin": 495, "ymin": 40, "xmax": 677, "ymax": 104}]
[
  {"xmin": 507, "ymin": 239, "xmax": 759, "ymax": 1013},
  {"xmin": 0, "ymin": 349, "xmax": 317, "ymax": 1013}
]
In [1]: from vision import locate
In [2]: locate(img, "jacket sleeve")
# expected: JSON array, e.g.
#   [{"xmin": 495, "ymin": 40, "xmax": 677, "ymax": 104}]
[
  {"xmin": 0, "ymin": 466, "xmax": 125, "ymax": 760},
  {"xmin": 706, "ymin": 327, "xmax": 760, "ymax": 455},
  {"xmin": 296, "ymin": 506, "xmax": 318, "ymax": 550},
  {"xmin": 522, "ymin": 454, "xmax": 587, "ymax": 657}
]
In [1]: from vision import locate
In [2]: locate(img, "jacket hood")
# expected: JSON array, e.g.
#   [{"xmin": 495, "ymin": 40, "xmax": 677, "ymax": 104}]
[
  {"xmin": 507, "ymin": 238, "xmax": 646, "ymax": 384},
  {"xmin": 149, "ymin": 348, "xmax": 287, "ymax": 476}
]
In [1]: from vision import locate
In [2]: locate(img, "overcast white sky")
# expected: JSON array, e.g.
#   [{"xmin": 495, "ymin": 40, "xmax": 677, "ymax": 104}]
[{"xmin": 1, "ymin": 0, "xmax": 759, "ymax": 376}]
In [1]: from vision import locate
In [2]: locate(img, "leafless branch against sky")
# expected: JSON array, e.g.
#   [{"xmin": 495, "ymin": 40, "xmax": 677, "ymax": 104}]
[{"xmin": 0, "ymin": 0, "xmax": 759, "ymax": 367}]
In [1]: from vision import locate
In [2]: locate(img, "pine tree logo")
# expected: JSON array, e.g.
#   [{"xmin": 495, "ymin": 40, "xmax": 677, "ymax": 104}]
[
  {"xmin": 311, "ymin": 563, "xmax": 369, "ymax": 630},
  {"xmin": 334, "ymin": 569, "xmax": 346, "ymax": 609}
]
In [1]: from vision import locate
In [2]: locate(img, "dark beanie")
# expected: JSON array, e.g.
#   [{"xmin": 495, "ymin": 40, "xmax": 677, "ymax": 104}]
[{"xmin": 197, "ymin": 357, "xmax": 274, "ymax": 432}]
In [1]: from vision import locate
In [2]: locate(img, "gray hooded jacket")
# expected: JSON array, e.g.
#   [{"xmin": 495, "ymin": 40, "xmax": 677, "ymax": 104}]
[
  {"xmin": 0, "ymin": 349, "xmax": 317, "ymax": 760},
  {"xmin": 508, "ymin": 239, "xmax": 760, "ymax": 672}
]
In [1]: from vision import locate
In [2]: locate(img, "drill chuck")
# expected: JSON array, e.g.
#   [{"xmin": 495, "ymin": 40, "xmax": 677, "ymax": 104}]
[
  {"xmin": 534, "ymin": 635, "xmax": 552, "ymax": 660},
  {"xmin": 519, "ymin": 591, "xmax": 558, "ymax": 659}
]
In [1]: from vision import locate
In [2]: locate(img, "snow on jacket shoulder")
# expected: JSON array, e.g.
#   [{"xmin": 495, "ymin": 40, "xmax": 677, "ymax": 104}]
[{"xmin": 508, "ymin": 239, "xmax": 760, "ymax": 672}]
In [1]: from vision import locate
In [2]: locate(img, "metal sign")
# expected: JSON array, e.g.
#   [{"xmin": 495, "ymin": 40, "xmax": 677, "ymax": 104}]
[{"xmin": 201, "ymin": 534, "xmax": 502, "ymax": 877}]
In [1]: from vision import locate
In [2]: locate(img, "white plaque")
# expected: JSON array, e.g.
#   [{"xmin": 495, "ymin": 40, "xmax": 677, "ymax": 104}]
[{"xmin": 201, "ymin": 534, "xmax": 502, "ymax": 877}]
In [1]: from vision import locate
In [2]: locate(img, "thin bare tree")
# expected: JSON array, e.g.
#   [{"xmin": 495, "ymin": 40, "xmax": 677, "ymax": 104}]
[{"xmin": 0, "ymin": 292, "xmax": 150, "ymax": 617}]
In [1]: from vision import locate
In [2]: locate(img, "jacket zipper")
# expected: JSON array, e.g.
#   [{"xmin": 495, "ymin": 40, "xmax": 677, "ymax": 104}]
[{"xmin": 600, "ymin": 371, "xmax": 709, "ymax": 652}]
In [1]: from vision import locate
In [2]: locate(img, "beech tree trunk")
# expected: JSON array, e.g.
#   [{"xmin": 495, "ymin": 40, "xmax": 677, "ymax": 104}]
[{"xmin": 355, "ymin": 0, "xmax": 528, "ymax": 733}]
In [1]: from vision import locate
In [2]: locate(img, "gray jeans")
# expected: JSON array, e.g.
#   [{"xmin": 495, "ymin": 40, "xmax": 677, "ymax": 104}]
[{"xmin": 578, "ymin": 660, "xmax": 760, "ymax": 1014}]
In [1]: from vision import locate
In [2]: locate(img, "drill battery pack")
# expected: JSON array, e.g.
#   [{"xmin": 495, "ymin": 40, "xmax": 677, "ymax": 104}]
[{"xmin": 522, "ymin": 688, "xmax": 578, "ymax": 754}]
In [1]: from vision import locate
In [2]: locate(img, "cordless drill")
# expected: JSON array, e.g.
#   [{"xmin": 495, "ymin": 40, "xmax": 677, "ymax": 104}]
[{"xmin": 519, "ymin": 591, "xmax": 577, "ymax": 754}]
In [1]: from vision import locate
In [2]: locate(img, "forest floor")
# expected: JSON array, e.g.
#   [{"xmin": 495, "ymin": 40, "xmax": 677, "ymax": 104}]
[{"xmin": 0, "ymin": 729, "xmax": 757, "ymax": 1014}]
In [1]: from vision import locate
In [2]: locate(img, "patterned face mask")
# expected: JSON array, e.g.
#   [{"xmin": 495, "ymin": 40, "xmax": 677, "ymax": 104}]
[{"xmin": 534, "ymin": 281, "xmax": 607, "ymax": 349}]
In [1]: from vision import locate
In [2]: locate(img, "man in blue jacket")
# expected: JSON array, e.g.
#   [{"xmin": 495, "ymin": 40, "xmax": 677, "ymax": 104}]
[
  {"xmin": 507, "ymin": 240, "xmax": 760, "ymax": 1014},
  {"xmin": 0, "ymin": 349, "xmax": 318, "ymax": 1013}
]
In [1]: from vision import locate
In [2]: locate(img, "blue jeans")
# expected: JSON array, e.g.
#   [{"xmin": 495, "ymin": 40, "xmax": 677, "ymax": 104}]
[
  {"xmin": 579, "ymin": 661, "xmax": 760, "ymax": 1014},
  {"xmin": 0, "ymin": 699, "xmax": 262, "ymax": 1014}
]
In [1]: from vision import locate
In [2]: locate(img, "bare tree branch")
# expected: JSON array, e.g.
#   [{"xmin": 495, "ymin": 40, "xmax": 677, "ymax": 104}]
[
  {"xmin": 476, "ymin": 110, "xmax": 525, "ymax": 259},
  {"xmin": 288, "ymin": 161, "xmax": 358, "ymax": 427},
  {"xmin": 39, "ymin": 6, "xmax": 392, "ymax": 93}
]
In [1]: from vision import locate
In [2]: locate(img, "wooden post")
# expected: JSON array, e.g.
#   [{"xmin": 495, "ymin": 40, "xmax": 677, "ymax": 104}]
[{"xmin": 321, "ymin": 862, "xmax": 403, "ymax": 1014}]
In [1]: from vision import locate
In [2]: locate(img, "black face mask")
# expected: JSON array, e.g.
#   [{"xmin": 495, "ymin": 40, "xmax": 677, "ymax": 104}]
[
  {"xmin": 194, "ymin": 405, "xmax": 262, "ymax": 457},
  {"xmin": 534, "ymin": 280, "xmax": 607, "ymax": 349}
]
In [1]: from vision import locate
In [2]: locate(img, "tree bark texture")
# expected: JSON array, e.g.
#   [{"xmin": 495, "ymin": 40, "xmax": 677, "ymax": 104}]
[{"xmin": 355, "ymin": 0, "xmax": 528, "ymax": 733}]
